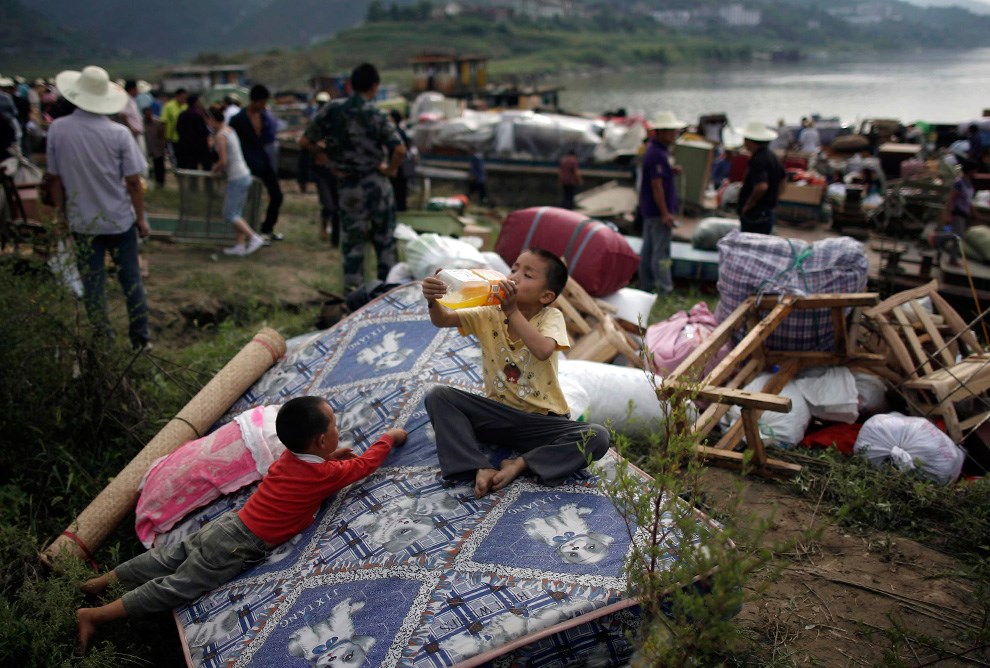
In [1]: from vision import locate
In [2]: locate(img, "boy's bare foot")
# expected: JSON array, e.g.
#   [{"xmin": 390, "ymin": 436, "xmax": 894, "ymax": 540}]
[
  {"xmin": 492, "ymin": 458, "xmax": 528, "ymax": 491},
  {"xmin": 475, "ymin": 468, "xmax": 498, "ymax": 498},
  {"xmin": 76, "ymin": 608, "xmax": 97, "ymax": 654},
  {"xmin": 79, "ymin": 571, "xmax": 116, "ymax": 596}
]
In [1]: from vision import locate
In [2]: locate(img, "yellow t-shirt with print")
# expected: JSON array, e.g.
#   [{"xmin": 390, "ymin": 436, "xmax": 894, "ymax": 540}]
[{"xmin": 457, "ymin": 305, "xmax": 571, "ymax": 416}]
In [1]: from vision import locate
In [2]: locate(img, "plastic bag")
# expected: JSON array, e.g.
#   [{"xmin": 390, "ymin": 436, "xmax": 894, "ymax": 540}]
[
  {"xmin": 722, "ymin": 372, "xmax": 812, "ymax": 449},
  {"xmin": 854, "ymin": 371, "xmax": 888, "ymax": 417},
  {"xmin": 692, "ymin": 217, "xmax": 740, "ymax": 251},
  {"xmin": 794, "ymin": 366, "xmax": 858, "ymax": 424},
  {"xmin": 404, "ymin": 233, "xmax": 488, "ymax": 280},
  {"xmin": 645, "ymin": 302, "xmax": 729, "ymax": 377},
  {"xmin": 853, "ymin": 413, "xmax": 965, "ymax": 485}
]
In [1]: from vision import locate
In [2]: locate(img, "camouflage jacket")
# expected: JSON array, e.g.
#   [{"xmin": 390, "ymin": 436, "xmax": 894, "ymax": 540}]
[{"xmin": 303, "ymin": 94, "xmax": 402, "ymax": 175}]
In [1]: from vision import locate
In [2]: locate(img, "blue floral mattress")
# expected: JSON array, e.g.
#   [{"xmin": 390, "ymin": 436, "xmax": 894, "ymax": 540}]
[{"xmin": 162, "ymin": 283, "xmax": 717, "ymax": 668}]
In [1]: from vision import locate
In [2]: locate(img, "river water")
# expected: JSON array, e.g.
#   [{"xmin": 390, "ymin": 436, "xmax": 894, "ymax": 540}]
[{"xmin": 558, "ymin": 48, "xmax": 990, "ymax": 129}]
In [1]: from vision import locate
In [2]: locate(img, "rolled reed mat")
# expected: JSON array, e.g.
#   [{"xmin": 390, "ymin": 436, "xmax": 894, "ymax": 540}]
[{"xmin": 43, "ymin": 327, "xmax": 286, "ymax": 565}]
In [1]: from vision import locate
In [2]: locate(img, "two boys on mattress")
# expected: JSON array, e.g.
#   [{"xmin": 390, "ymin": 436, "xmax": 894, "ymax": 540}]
[{"xmin": 75, "ymin": 248, "xmax": 610, "ymax": 652}]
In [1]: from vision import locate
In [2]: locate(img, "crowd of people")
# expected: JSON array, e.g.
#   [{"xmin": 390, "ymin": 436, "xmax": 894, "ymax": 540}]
[{"xmin": 1, "ymin": 62, "xmax": 418, "ymax": 351}]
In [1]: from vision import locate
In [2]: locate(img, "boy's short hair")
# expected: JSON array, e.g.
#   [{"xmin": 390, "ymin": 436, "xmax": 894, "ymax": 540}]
[
  {"xmin": 276, "ymin": 396, "xmax": 330, "ymax": 453},
  {"xmin": 351, "ymin": 63, "xmax": 380, "ymax": 93},
  {"xmin": 524, "ymin": 247, "xmax": 568, "ymax": 301},
  {"xmin": 249, "ymin": 84, "xmax": 270, "ymax": 102}
]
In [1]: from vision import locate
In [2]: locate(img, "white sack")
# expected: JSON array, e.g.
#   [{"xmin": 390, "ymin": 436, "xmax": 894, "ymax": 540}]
[
  {"xmin": 598, "ymin": 288, "xmax": 658, "ymax": 329},
  {"xmin": 794, "ymin": 366, "xmax": 859, "ymax": 424},
  {"xmin": 854, "ymin": 413, "xmax": 965, "ymax": 485},
  {"xmin": 557, "ymin": 360, "xmax": 690, "ymax": 434},
  {"xmin": 722, "ymin": 372, "xmax": 812, "ymax": 448},
  {"xmin": 854, "ymin": 371, "xmax": 888, "ymax": 417},
  {"xmin": 404, "ymin": 233, "xmax": 488, "ymax": 280}
]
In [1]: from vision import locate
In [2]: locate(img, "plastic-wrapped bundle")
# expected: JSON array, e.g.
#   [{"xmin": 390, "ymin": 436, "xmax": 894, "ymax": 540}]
[
  {"xmin": 713, "ymin": 231, "xmax": 868, "ymax": 351},
  {"xmin": 854, "ymin": 413, "xmax": 965, "ymax": 485}
]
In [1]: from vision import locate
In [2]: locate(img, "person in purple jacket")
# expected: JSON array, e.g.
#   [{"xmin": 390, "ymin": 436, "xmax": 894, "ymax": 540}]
[{"xmin": 638, "ymin": 111, "xmax": 686, "ymax": 295}]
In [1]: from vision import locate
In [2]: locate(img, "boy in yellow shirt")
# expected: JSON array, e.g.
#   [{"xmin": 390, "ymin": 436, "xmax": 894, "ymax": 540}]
[{"xmin": 422, "ymin": 248, "xmax": 610, "ymax": 498}]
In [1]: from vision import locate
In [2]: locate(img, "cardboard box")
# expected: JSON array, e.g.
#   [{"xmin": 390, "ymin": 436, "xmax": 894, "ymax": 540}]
[{"xmin": 780, "ymin": 182, "xmax": 825, "ymax": 206}]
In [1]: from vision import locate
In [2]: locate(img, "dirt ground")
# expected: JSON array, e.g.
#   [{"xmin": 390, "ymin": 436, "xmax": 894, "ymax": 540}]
[
  {"xmin": 701, "ymin": 467, "xmax": 985, "ymax": 667},
  {"xmin": 132, "ymin": 181, "xmax": 985, "ymax": 666}
]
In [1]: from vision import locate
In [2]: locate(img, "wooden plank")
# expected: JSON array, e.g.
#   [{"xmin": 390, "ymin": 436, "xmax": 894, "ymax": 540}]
[
  {"xmin": 556, "ymin": 295, "xmax": 593, "ymax": 336},
  {"xmin": 669, "ymin": 298, "xmax": 754, "ymax": 381},
  {"xmin": 960, "ymin": 411, "xmax": 990, "ymax": 432},
  {"xmin": 741, "ymin": 410, "xmax": 768, "ymax": 469},
  {"xmin": 892, "ymin": 307, "xmax": 933, "ymax": 376},
  {"xmin": 689, "ymin": 358, "xmax": 763, "ymax": 437},
  {"xmin": 755, "ymin": 293, "xmax": 878, "ymax": 309},
  {"xmin": 695, "ymin": 445, "xmax": 803, "ymax": 476},
  {"xmin": 665, "ymin": 382, "xmax": 792, "ymax": 411},
  {"xmin": 832, "ymin": 306, "xmax": 848, "ymax": 354},
  {"xmin": 863, "ymin": 280, "xmax": 940, "ymax": 318},
  {"xmin": 910, "ymin": 299, "xmax": 955, "ymax": 368},
  {"xmin": 715, "ymin": 358, "xmax": 800, "ymax": 450},
  {"xmin": 763, "ymin": 351, "xmax": 887, "ymax": 367},
  {"xmin": 706, "ymin": 298, "xmax": 796, "ymax": 387},
  {"xmin": 927, "ymin": 289, "xmax": 984, "ymax": 355},
  {"xmin": 877, "ymin": 317, "xmax": 921, "ymax": 380}
]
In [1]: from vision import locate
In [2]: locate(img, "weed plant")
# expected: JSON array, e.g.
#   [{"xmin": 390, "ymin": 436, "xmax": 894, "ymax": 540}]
[
  {"xmin": 789, "ymin": 448, "xmax": 990, "ymax": 563},
  {"xmin": 0, "ymin": 252, "xmax": 313, "ymax": 665},
  {"xmin": 598, "ymin": 368, "xmax": 787, "ymax": 667}
]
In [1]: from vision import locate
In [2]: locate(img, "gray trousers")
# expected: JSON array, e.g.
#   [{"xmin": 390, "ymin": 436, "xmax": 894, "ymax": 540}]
[
  {"xmin": 117, "ymin": 512, "xmax": 268, "ymax": 616},
  {"xmin": 424, "ymin": 385, "xmax": 610, "ymax": 486}
]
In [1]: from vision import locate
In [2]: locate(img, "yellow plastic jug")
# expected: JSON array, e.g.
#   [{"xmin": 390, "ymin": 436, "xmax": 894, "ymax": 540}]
[{"xmin": 436, "ymin": 268, "xmax": 506, "ymax": 309}]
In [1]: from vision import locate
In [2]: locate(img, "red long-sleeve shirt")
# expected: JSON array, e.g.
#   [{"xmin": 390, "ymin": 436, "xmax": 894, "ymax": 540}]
[{"xmin": 238, "ymin": 435, "xmax": 394, "ymax": 546}]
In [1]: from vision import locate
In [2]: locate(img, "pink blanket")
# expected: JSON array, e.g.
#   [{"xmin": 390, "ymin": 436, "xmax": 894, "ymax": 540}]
[
  {"xmin": 645, "ymin": 302, "xmax": 730, "ymax": 378},
  {"xmin": 135, "ymin": 405, "xmax": 283, "ymax": 547}
]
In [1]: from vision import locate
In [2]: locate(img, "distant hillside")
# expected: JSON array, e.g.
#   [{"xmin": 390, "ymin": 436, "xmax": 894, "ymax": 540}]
[
  {"xmin": 18, "ymin": 0, "xmax": 417, "ymax": 58},
  {"xmin": 0, "ymin": 0, "xmax": 119, "ymax": 67},
  {"xmin": 8, "ymin": 0, "xmax": 990, "ymax": 75},
  {"xmin": 904, "ymin": 0, "xmax": 990, "ymax": 15}
]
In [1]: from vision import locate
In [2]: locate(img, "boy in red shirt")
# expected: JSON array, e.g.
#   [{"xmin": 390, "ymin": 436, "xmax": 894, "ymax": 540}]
[{"xmin": 75, "ymin": 395, "xmax": 406, "ymax": 652}]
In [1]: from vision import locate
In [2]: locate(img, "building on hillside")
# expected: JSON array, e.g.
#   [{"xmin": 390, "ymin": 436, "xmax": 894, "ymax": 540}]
[
  {"xmin": 651, "ymin": 9, "xmax": 692, "ymax": 27},
  {"xmin": 159, "ymin": 64, "xmax": 248, "ymax": 94},
  {"xmin": 411, "ymin": 54, "xmax": 487, "ymax": 94},
  {"xmin": 718, "ymin": 4, "xmax": 761, "ymax": 27},
  {"xmin": 509, "ymin": 0, "xmax": 575, "ymax": 20}
]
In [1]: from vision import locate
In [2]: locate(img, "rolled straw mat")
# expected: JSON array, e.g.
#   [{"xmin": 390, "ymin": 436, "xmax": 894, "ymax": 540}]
[{"xmin": 43, "ymin": 327, "xmax": 286, "ymax": 564}]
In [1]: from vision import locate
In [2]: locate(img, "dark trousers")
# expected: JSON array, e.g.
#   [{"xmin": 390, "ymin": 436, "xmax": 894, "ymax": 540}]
[
  {"xmin": 151, "ymin": 156, "xmax": 166, "ymax": 187},
  {"xmin": 739, "ymin": 209, "xmax": 776, "ymax": 235},
  {"xmin": 73, "ymin": 224, "xmax": 149, "ymax": 348},
  {"xmin": 253, "ymin": 164, "xmax": 283, "ymax": 234},
  {"xmin": 390, "ymin": 175, "xmax": 408, "ymax": 212},
  {"xmin": 561, "ymin": 184, "xmax": 577, "ymax": 210},
  {"xmin": 467, "ymin": 180, "xmax": 487, "ymax": 204},
  {"xmin": 424, "ymin": 385, "xmax": 610, "ymax": 486},
  {"xmin": 314, "ymin": 166, "xmax": 340, "ymax": 245}
]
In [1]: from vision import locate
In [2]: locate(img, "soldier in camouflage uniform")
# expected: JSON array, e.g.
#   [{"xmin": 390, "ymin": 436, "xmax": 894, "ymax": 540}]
[{"xmin": 302, "ymin": 63, "xmax": 406, "ymax": 291}]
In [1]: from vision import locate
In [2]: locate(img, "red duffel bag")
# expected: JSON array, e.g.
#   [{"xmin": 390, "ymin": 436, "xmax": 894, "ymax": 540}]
[{"xmin": 496, "ymin": 206, "xmax": 639, "ymax": 296}]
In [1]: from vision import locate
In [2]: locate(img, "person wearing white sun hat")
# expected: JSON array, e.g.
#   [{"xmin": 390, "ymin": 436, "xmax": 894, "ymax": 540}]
[
  {"xmin": 737, "ymin": 121, "xmax": 786, "ymax": 235},
  {"xmin": 638, "ymin": 110, "xmax": 687, "ymax": 295},
  {"xmin": 47, "ymin": 65, "xmax": 151, "ymax": 349}
]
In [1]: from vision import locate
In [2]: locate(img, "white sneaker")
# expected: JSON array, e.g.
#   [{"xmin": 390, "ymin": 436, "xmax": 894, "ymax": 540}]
[
  {"xmin": 244, "ymin": 235, "xmax": 265, "ymax": 256},
  {"xmin": 223, "ymin": 244, "xmax": 246, "ymax": 256}
]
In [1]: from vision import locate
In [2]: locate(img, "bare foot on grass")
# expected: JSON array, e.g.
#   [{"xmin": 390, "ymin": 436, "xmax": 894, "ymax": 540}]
[
  {"xmin": 492, "ymin": 458, "xmax": 528, "ymax": 492},
  {"xmin": 76, "ymin": 608, "xmax": 97, "ymax": 654},
  {"xmin": 79, "ymin": 571, "xmax": 116, "ymax": 596},
  {"xmin": 475, "ymin": 468, "xmax": 498, "ymax": 498}
]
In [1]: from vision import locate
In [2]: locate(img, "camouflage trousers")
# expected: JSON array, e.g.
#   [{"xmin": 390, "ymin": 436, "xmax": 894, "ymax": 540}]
[{"xmin": 339, "ymin": 172, "xmax": 397, "ymax": 291}]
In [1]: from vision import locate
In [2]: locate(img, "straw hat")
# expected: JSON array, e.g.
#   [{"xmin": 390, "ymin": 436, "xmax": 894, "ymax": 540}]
[
  {"xmin": 0, "ymin": 76, "xmax": 14, "ymax": 88},
  {"xmin": 56, "ymin": 66, "xmax": 128, "ymax": 115},
  {"xmin": 740, "ymin": 121, "xmax": 778, "ymax": 142},
  {"xmin": 315, "ymin": 91, "xmax": 331, "ymax": 103},
  {"xmin": 649, "ymin": 111, "xmax": 687, "ymax": 130},
  {"xmin": 137, "ymin": 80, "xmax": 152, "ymax": 94}
]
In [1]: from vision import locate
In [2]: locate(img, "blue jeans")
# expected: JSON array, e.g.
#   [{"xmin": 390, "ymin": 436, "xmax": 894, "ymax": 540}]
[
  {"xmin": 73, "ymin": 224, "xmax": 149, "ymax": 347},
  {"xmin": 222, "ymin": 174, "xmax": 252, "ymax": 224},
  {"xmin": 638, "ymin": 216, "xmax": 673, "ymax": 294}
]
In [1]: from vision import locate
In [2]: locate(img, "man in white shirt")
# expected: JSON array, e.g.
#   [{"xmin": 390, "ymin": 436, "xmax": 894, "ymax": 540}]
[
  {"xmin": 47, "ymin": 66, "xmax": 151, "ymax": 349},
  {"xmin": 800, "ymin": 120, "xmax": 821, "ymax": 154}
]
